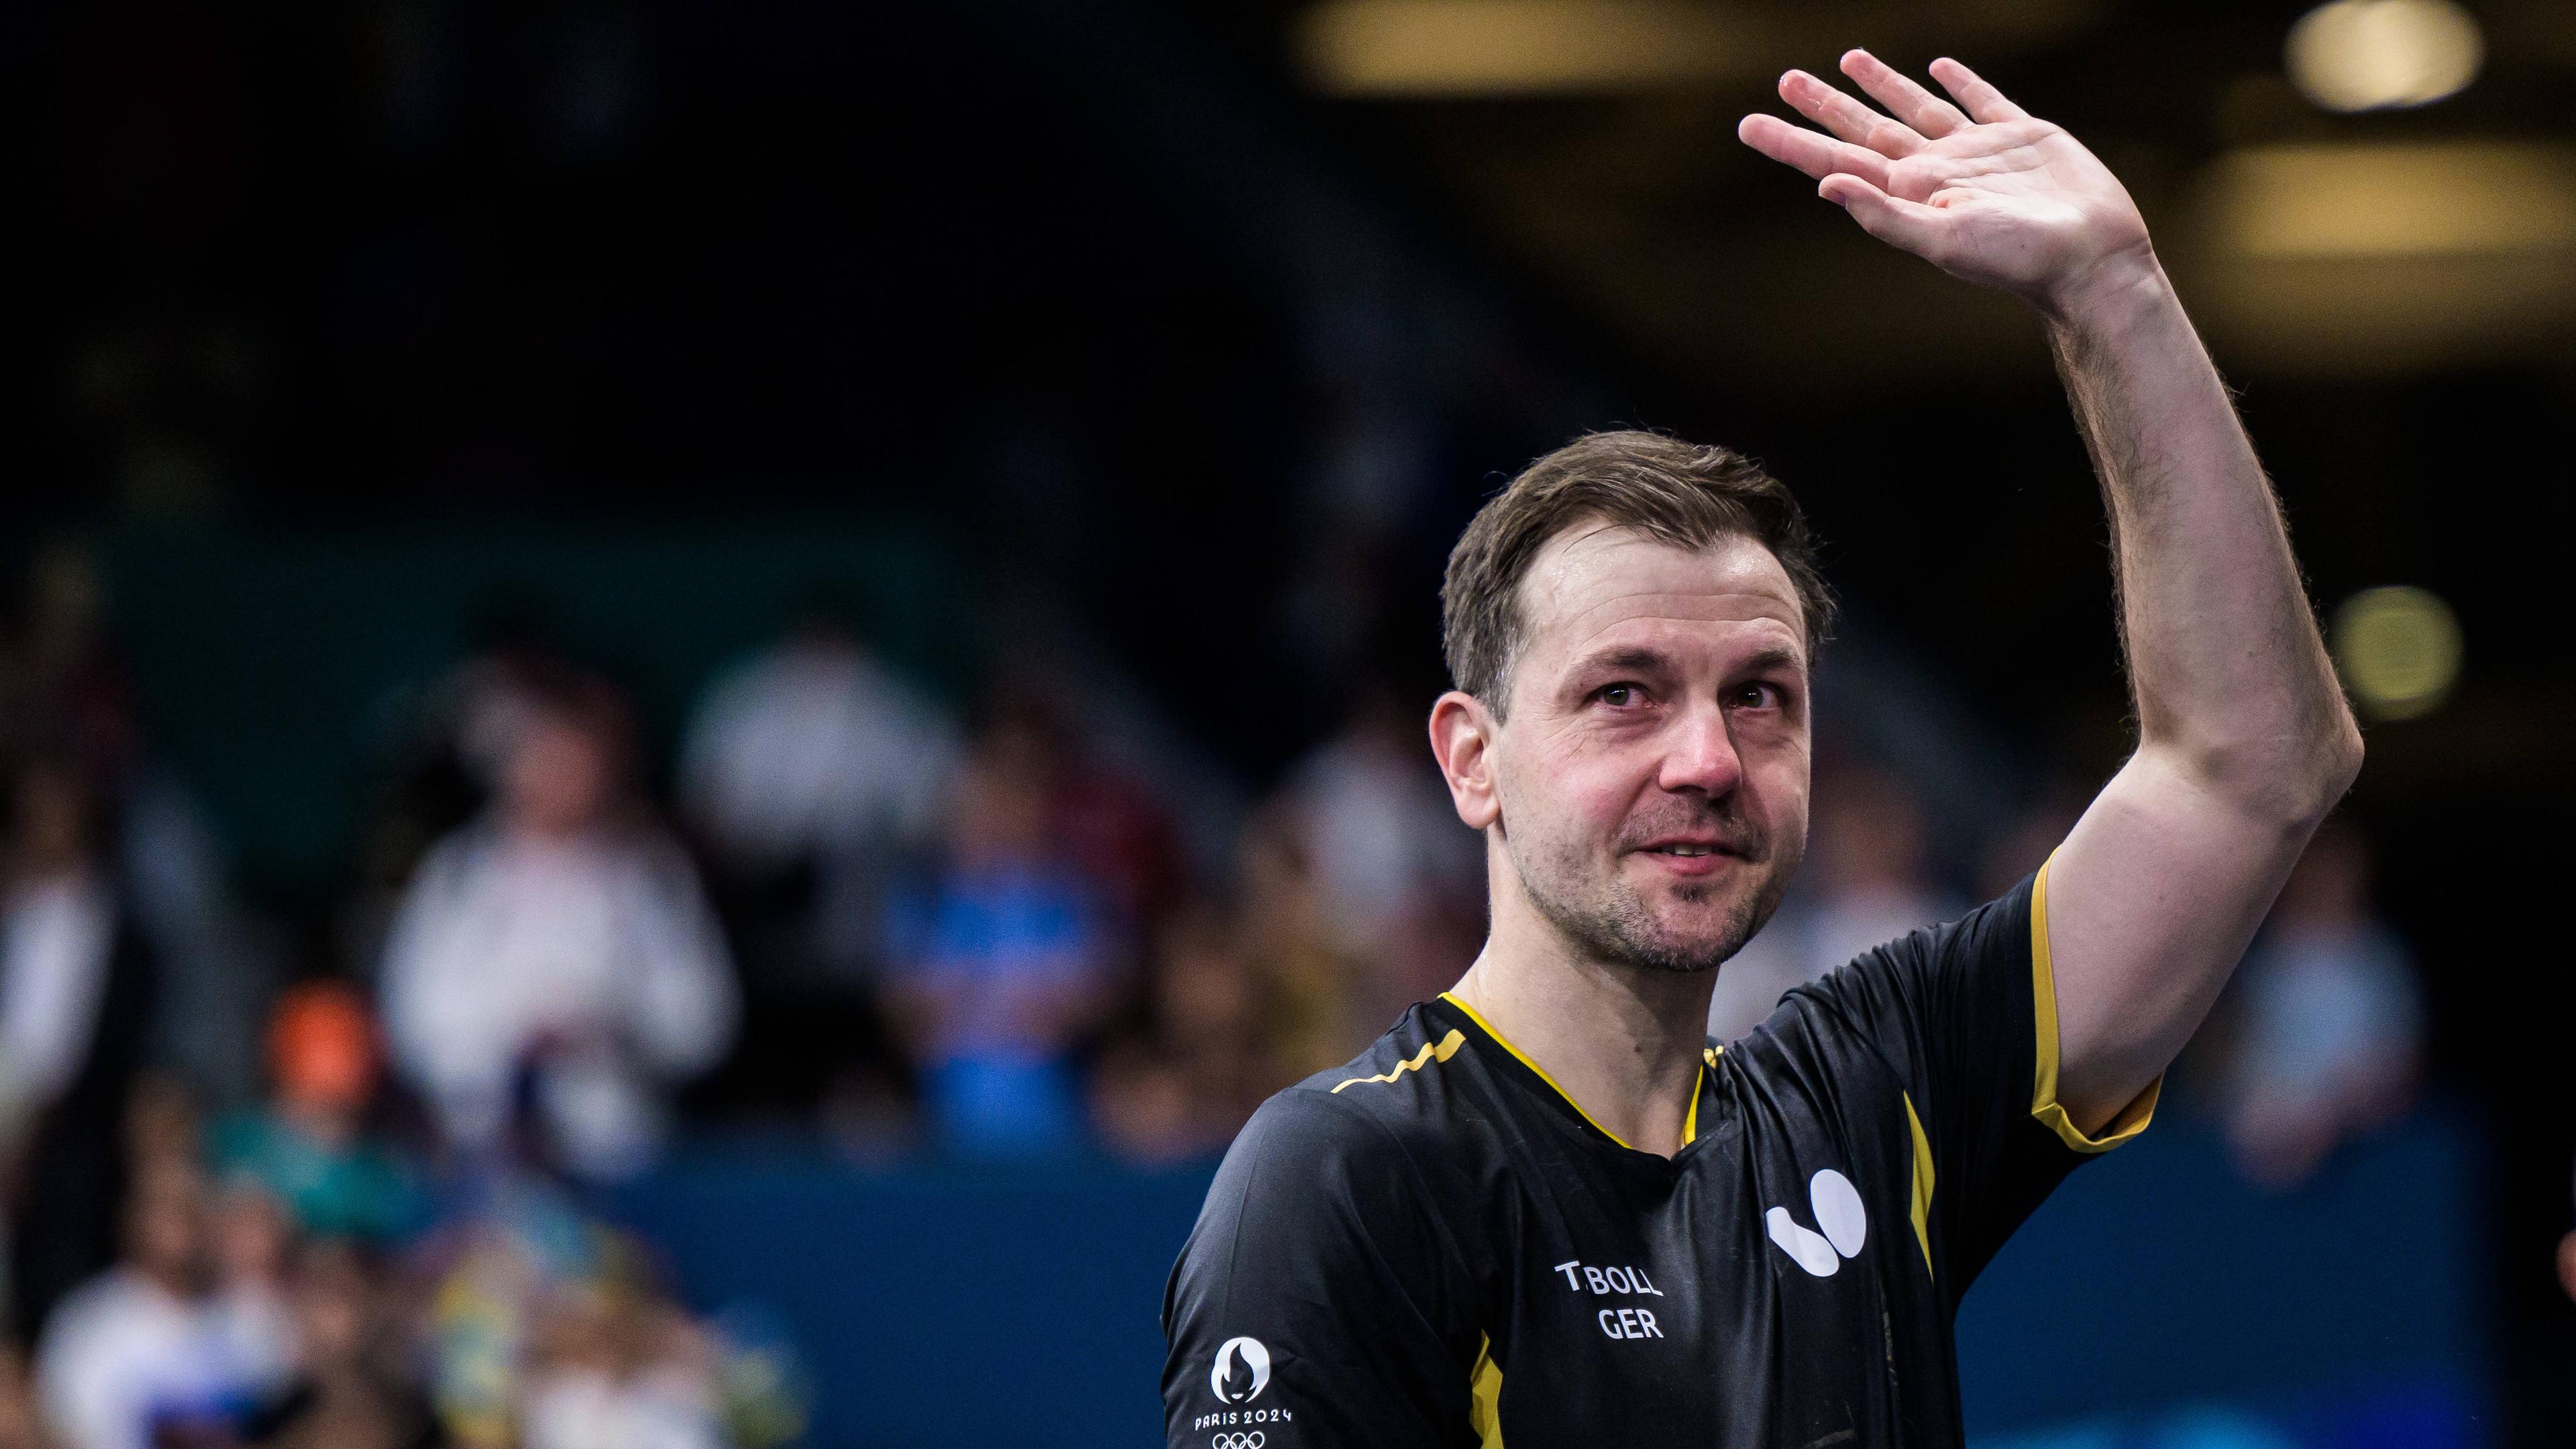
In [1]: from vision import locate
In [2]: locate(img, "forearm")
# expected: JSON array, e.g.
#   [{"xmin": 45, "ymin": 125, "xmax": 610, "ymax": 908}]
[
  {"xmin": 2040, "ymin": 258, "xmax": 2361, "ymax": 1126},
  {"xmin": 2047, "ymin": 260, "xmax": 2361, "ymax": 816}
]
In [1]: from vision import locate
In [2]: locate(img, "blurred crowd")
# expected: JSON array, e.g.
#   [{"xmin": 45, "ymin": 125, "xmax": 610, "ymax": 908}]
[
  {"xmin": 0, "ymin": 561, "xmax": 816, "ymax": 1449},
  {"xmin": 0, "ymin": 550, "xmax": 2434, "ymax": 1446}
]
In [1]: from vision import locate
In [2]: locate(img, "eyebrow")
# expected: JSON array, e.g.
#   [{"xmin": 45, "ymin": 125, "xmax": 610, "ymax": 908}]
[
  {"xmin": 1574, "ymin": 646, "xmax": 1677, "ymax": 677},
  {"xmin": 1735, "ymin": 646, "xmax": 1808, "ymax": 680},
  {"xmin": 1572, "ymin": 644, "xmax": 1807, "ymax": 679}
]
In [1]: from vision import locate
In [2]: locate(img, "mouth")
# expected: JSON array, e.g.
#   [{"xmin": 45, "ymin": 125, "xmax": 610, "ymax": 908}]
[{"xmin": 1631, "ymin": 837, "xmax": 1750, "ymax": 875}]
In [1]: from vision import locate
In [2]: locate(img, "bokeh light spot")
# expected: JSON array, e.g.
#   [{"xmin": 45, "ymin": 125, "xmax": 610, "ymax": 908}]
[
  {"xmin": 2287, "ymin": 0, "xmax": 2481, "ymax": 113},
  {"xmin": 2331, "ymin": 585, "xmax": 2463, "ymax": 720}
]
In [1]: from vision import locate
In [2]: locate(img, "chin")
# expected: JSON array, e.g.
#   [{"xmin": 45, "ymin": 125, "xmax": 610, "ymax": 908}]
[
  {"xmin": 1621, "ymin": 907, "xmax": 1756, "ymax": 972},
  {"xmin": 1648, "ymin": 880, "xmax": 1784, "ymax": 959},
  {"xmin": 1652, "ymin": 928, "xmax": 1753, "ymax": 968}
]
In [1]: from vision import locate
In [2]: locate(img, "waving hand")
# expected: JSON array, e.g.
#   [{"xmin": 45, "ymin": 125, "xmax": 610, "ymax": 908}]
[{"xmin": 1738, "ymin": 52, "xmax": 2152, "ymax": 315}]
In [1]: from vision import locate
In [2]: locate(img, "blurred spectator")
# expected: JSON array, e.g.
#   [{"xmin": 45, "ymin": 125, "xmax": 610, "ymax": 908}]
[
  {"xmin": 1091, "ymin": 905, "xmax": 1277, "ymax": 1165},
  {"xmin": 8, "ymin": 543, "xmax": 274, "ymax": 1110},
  {"xmin": 1277, "ymin": 686, "xmax": 1479, "ymax": 1034},
  {"xmin": 431, "ymin": 597, "xmax": 582, "ymax": 802},
  {"xmin": 417, "ymin": 1173, "xmax": 778, "ymax": 1449},
  {"xmin": 0, "ymin": 1344, "xmax": 46, "ymax": 1449},
  {"xmin": 679, "ymin": 607, "xmax": 958, "ymax": 986},
  {"xmin": 2215, "ymin": 818, "xmax": 2424, "ymax": 1190},
  {"xmin": 1040, "ymin": 727, "xmax": 1184, "ymax": 937},
  {"xmin": 35, "ymin": 1157, "xmax": 271, "ymax": 1449},
  {"xmin": 521, "ymin": 1273, "xmax": 722, "ymax": 1449},
  {"xmin": 882, "ymin": 719, "xmax": 1114, "ymax": 1159},
  {"xmin": 1710, "ymin": 764, "xmax": 1963, "ymax": 1041},
  {"xmin": 421, "ymin": 1185, "xmax": 576, "ymax": 1447},
  {"xmin": 207, "ymin": 1179, "xmax": 298, "ymax": 1401},
  {"xmin": 2, "ymin": 755, "xmax": 158, "ymax": 1344},
  {"xmin": 247, "ymin": 1239, "xmax": 439, "ymax": 1449},
  {"xmin": 379, "ymin": 676, "xmax": 737, "ymax": 1182},
  {"xmin": 963, "ymin": 682, "xmax": 1184, "ymax": 934},
  {"xmin": 345, "ymin": 594, "xmax": 582, "ymax": 977},
  {"xmin": 1234, "ymin": 807, "xmax": 1373, "ymax": 1081},
  {"xmin": 207, "ymin": 983, "xmax": 424, "ymax": 1246}
]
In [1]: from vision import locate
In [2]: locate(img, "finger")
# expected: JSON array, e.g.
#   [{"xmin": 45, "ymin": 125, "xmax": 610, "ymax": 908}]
[
  {"xmin": 1817, "ymin": 174, "xmax": 1948, "ymax": 260},
  {"xmin": 1838, "ymin": 50, "xmax": 1970, "ymax": 138},
  {"xmin": 1778, "ymin": 68, "xmax": 1923, "ymax": 159},
  {"xmin": 1737, "ymin": 113, "xmax": 1894, "ymax": 191},
  {"xmin": 1927, "ymin": 56, "xmax": 2028, "ymax": 124}
]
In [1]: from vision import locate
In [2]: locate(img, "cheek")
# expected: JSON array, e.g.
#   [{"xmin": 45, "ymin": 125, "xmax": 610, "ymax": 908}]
[
  {"xmin": 1741, "ymin": 749, "xmax": 1811, "ymax": 839},
  {"xmin": 1521, "ymin": 737, "xmax": 1652, "ymax": 833}
]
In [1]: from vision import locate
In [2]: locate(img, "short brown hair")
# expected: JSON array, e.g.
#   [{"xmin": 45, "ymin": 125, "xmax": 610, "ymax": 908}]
[{"xmin": 1441, "ymin": 430, "xmax": 1833, "ymax": 713}]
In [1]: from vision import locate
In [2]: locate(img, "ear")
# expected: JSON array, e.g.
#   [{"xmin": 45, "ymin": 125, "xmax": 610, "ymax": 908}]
[{"xmin": 1428, "ymin": 690, "xmax": 1503, "ymax": 832}]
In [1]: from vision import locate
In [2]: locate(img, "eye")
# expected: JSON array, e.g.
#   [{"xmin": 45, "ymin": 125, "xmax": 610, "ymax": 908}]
[
  {"xmin": 1729, "ymin": 681, "xmax": 1784, "ymax": 710},
  {"xmin": 1595, "ymin": 682, "xmax": 1645, "ymax": 708}
]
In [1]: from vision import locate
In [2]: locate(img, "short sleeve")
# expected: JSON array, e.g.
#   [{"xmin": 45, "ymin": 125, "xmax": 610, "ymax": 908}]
[
  {"xmin": 1163, "ymin": 1091, "xmax": 1479, "ymax": 1449},
  {"xmin": 1789, "ymin": 859, "xmax": 2159, "ymax": 1293}
]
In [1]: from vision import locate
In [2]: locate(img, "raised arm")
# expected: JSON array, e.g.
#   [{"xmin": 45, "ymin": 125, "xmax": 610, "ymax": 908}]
[{"xmin": 1739, "ymin": 52, "xmax": 2363, "ymax": 1132}]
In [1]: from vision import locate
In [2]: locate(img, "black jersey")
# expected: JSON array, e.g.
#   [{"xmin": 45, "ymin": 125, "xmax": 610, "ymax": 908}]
[{"xmin": 1163, "ymin": 863, "xmax": 2158, "ymax": 1449}]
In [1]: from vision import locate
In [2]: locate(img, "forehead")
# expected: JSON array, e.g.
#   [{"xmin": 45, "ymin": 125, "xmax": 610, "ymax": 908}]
[{"xmin": 1514, "ymin": 524, "xmax": 1805, "ymax": 672}]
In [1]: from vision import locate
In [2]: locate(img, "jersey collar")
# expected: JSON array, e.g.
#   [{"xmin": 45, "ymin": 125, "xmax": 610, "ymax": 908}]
[{"xmin": 1435, "ymin": 991, "xmax": 1709, "ymax": 1157}]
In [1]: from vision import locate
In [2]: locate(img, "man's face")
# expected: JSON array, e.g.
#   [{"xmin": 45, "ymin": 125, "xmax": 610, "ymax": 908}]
[{"xmin": 1483, "ymin": 525, "xmax": 1812, "ymax": 973}]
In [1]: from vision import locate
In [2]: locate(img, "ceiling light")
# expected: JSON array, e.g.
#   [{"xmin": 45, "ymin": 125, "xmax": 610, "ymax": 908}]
[
  {"xmin": 1295, "ymin": 0, "xmax": 1749, "ymax": 97},
  {"xmin": 2286, "ymin": 0, "xmax": 2481, "ymax": 112}
]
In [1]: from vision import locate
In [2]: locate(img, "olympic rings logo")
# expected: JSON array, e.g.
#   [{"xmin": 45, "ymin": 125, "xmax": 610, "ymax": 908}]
[{"xmin": 1212, "ymin": 1434, "xmax": 1266, "ymax": 1449}]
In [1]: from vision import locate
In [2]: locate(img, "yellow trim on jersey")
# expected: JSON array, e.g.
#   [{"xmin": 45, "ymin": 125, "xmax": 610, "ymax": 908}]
[
  {"xmin": 1440, "ymin": 993, "xmax": 1634, "ymax": 1147},
  {"xmin": 1468, "ymin": 1334, "xmax": 1504, "ymax": 1448},
  {"xmin": 1330, "ymin": 1030, "xmax": 1466, "ymax": 1093},
  {"xmin": 2029, "ymin": 855, "xmax": 2161, "ymax": 1153},
  {"xmin": 1438, "ymin": 993, "xmax": 1701, "ymax": 1154},
  {"xmin": 1903, "ymin": 1091, "xmax": 1935, "ymax": 1279}
]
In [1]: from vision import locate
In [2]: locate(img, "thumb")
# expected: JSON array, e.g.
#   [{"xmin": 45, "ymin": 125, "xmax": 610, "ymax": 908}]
[{"xmin": 1819, "ymin": 174, "xmax": 1946, "ymax": 260}]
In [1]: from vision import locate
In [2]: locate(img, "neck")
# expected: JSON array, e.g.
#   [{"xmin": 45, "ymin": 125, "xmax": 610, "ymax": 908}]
[{"xmin": 1448, "ymin": 849, "xmax": 1717, "ymax": 1158}]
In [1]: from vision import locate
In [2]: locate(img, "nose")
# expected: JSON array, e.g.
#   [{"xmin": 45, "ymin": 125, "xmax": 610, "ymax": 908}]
[{"xmin": 1657, "ymin": 702, "xmax": 1745, "ymax": 798}]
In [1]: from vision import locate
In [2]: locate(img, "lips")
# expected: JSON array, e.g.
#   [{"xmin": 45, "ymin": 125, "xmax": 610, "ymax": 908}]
[
  {"xmin": 1634, "ymin": 836, "xmax": 1745, "ymax": 858},
  {"xmin": 1629, "ymin": 836, "xmax": 1750, "ymax": 877}
]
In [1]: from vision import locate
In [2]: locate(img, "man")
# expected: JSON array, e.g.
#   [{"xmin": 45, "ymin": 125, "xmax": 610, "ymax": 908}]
[{"xmin": 1163, "ymin": 50, "xmax": 2362, "ymax": 1449}]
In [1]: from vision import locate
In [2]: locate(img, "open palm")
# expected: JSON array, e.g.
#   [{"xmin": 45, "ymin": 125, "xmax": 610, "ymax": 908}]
[{"xmin": 1738, "ymin": 52, "xmax": 2153, "ymax": 312}]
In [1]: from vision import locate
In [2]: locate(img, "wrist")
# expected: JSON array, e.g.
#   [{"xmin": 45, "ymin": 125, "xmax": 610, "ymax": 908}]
[{"xmin": 2037, "ymin": 246, "xmax": 2170, "ymax": 333}]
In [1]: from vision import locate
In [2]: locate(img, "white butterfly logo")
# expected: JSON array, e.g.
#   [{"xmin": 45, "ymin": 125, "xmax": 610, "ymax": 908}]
[{"xmin": 1764, "ymin": 1169, "xmax": 1868, "ymax": 1277}]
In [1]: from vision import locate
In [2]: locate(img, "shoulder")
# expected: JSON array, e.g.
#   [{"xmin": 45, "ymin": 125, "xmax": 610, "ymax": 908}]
[
  {"xmin": 1224, "ymin": 1087, "xmax": 1397, "ymax": 1184},
  {"xmin": 1173, "ymin": 1014, "xmax": 1480, "ymax": 1340},
  {"xmin": 1205, "ymin": 1007, "xmax": 1480, "ymax": 1214},
  {"xmin": 1283, "ymin": 1007, "xmax": 1481, "ymax": 1144}
]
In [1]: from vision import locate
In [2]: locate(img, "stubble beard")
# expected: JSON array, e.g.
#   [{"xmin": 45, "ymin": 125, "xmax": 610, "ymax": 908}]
[{"xmin": 1510, "ymin": 819, "xmax": 1800, "ymax": 977}]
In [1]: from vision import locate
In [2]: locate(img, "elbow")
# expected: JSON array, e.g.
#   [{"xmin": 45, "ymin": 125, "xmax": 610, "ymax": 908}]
[
  {"xmin": 2278, "ymin": 714, "xmax": 2367, "ymax": 828},
  {"xmin": 2157, "ymin": 707, "xmax": 2363, "ymax": 829},
  {"xmin": 2318, "ymin": 714, "xmax": 2366, "ymax": 807},
  {"xmin": 2288, "ymin": 696, "xmax": 2367, "ymax": 823}
]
